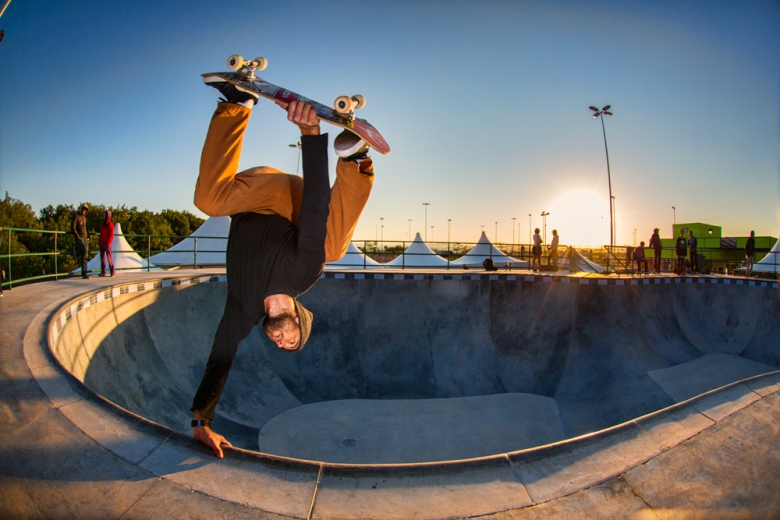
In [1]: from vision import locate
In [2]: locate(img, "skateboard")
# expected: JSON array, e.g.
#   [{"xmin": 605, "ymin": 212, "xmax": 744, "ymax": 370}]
[{"xmin": 203, "ymin": 55, "xmax": 390, "ymax": 155}]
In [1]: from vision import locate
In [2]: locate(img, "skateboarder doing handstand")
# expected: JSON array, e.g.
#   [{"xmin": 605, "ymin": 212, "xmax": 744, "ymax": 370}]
[{"xmin": 191, "ymin": 78, "xmax": 375, "ymax": 458}]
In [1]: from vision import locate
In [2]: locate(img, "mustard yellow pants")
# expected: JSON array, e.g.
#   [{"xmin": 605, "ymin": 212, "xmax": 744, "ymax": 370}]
[{"xmin": 194, "ymin": 103, "xmax": 374, "ymax": 262}]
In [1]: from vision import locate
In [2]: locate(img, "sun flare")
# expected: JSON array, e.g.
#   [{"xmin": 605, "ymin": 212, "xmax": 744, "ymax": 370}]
[{"xmin": 547, "ymin": 190, "xmax": 611, "ymax": 248}]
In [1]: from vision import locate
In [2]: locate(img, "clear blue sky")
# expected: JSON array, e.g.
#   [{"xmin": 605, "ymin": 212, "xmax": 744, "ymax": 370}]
[{"xmin": 1, "ymin": 0, "xmax": 778, "ymax": 247}]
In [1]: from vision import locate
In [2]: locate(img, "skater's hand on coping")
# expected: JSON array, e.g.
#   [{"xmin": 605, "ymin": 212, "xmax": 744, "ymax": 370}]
[
  {"xmin": 193, "ymin": 424, "xmax": 233, "ymax": 459},
  {"xmin": 284, "ymin": 100, "xmax": 320, "ymax": 136}
]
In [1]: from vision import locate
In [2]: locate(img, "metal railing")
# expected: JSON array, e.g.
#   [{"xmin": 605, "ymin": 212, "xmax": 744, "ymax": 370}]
[{"xmin": 2, "ymin": 227, "xmax": 777, "ymax": 291}]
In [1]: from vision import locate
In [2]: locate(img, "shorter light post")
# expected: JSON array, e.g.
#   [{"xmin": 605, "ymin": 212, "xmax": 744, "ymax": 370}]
[{"xmin": 288, "ymin": 142, "xmax": 301, "ymax": 175}]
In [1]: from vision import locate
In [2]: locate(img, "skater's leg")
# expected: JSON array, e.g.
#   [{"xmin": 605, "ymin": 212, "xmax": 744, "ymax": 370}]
[
  {"xmin": 194, "ymin": 103, "xmax": 303, "ymax": 221},
  {"xmin": 323, "ymin": 158, "xmax": 374, "ymax": 262}
]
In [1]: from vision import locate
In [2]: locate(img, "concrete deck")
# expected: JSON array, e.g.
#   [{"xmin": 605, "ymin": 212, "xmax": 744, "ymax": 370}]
[{"xmin": 2, "ymin": 270, "xmax": 780, "ymax": 518}]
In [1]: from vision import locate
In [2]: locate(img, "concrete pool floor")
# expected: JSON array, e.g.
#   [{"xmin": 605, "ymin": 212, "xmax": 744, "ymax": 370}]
[{"xmin": 2, "ymin": 270, "xmax": 780, "ymax": 519}]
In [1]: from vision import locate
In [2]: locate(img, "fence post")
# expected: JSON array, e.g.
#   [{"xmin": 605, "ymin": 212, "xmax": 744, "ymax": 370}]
[
  {"xmin": 54, "ymin": 231, "xmax": 58, "ymax": 279},
  {"xmin": 8, "ymin": 228, "xmax": 13, "ymax": 288}
]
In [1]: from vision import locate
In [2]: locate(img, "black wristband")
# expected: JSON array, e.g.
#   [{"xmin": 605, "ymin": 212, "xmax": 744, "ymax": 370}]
[{"xmin": 191, "ymin": 419, "xmax": 211, "ymax": 428}]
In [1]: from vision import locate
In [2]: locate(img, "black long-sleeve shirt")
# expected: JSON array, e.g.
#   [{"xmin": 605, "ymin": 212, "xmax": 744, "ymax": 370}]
[{"xmin": 191, "ymin": 134, "xmax": 331, "ymax": 420}]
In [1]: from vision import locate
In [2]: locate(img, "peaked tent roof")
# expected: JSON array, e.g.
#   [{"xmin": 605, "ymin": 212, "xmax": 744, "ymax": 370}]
[
  {"xmin": 450, "ymin": 232, "xmax": 529, "ymax": 268},
  {"xmin": 559, "ymin": 247, "xmax": 606, "ymax": 273},
  {"xmin": 150, "ymin": 216, "xmax": 230, "ymax": 266},
  {"xmin": 72, "ymin": 223, "xmax": 160, "ymax": 274},
  {"xmin": 383, "ymin": 233, "xmax": 450, "ymax": 268},
  {"xmin": 325, "ymin": 242, "xmax": 385, "ymax": 269}
]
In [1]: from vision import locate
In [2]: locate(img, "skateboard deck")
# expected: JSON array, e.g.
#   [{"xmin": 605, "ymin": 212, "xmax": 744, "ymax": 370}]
[{"xmin": 203, "ymin": 57, "xmax": 390, "ymax": 155}]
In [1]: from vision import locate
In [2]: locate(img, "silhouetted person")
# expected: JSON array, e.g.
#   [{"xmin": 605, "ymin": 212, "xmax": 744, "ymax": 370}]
[
  {"xmin": 688, "ymin": 230, "xmax": 699, "ymax": 273},
  {"xmin": 745, "ymin": 230, "xmax": 756, "ymax": 276},
  {"xmin": 675, "ymin": 229, "xmax": 687, "ymax": 275},
  {"xmin": 650, "ymin": 228, "xmax": 663, "ymax": 273},
  {"xmin": 633, "ymin": 241, "xmax": 649, "ymax": 274}
]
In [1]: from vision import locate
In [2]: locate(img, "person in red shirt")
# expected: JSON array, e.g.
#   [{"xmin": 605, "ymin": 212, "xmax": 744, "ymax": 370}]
[{"xmin": 98, "ymin": 210, "xmax": 115, "ymax": 276}]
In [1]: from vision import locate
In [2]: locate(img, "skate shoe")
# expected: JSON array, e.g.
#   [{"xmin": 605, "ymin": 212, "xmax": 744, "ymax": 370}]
[
  {"xmin": 203, "ymin": 76, "xmax": 259, "ymax": 105},
  {"xmin": 334, "ymin": 130, "xmax": 369, "ymax": 161}
]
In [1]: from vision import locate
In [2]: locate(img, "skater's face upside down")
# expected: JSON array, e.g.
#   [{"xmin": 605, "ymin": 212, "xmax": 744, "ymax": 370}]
[{"xmin": 264, "ymin": 312, "xmax": 301, "ymax": 351}]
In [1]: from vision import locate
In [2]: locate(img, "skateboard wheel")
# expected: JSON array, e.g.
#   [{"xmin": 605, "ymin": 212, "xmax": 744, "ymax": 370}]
[
  {"xmin": 253, "ymin": 57, "xmax": 268, "ymax": 71},
  {"xmin": 227, "ymin": 54, "xmax": 244, "ymax": 70},
  {"xmin": 334, "ymin": 95, "xmax": 354, "ymax": 113},
  {"xmin": 352, "ymin": 95, "xmax": 366, "ymax": 110}
]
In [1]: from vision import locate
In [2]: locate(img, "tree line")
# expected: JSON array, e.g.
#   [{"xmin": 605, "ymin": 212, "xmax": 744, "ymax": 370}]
[{"xmin": 1, "ymin": 192, "xmax": 204, "ymax": 279}]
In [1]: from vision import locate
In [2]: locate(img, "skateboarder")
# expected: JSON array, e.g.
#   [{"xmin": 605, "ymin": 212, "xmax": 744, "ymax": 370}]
[
  {"xmin": 649, "ymin": 228, "xmax": 663, "ymax": 273},
  {"xmin": 190, "ymin": 79, "xmax": 375, "ymax": 458}
]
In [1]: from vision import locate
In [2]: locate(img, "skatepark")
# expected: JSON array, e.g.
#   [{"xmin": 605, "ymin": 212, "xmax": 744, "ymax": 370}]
[{"xmin": 3, "ymin": 269, "xmax": 780, "ymax": 518}]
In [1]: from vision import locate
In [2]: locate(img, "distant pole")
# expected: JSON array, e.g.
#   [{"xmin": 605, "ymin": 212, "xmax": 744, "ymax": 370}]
[
  {"xmin": 589, "ymin": 104, "xmax": 615, "ymax": 273},
  {"xmin": 408, "ymin": 219, "xmax": 412, "ymax": 240},
  {"xmin": 672, "ymin": 206, "xmax": 676, "ymax": 235},
  {"xmin": 288, "ymin": 142, "xmax": 301, "ymax": 175},
  {"xmin": 511, "ymin": 217, "xmax": 516, "ymax": 254},
  {"xmin": 380, "ymin": 217, "xmax": 384, "ymax": 252},
  {"xmin": 422, "ymin": 202, "xmax": 430, "ymax": 241},
  {"xmin": 495, "ymin": 221, "xmax": 498, "ymax": 243},
  {"xmin": 431, "ymin": 225, "xmax": 434, "ymax": 242},
  {"xmin": 528, "ymin": 214, "xmax": 532, "ymax": 244}
]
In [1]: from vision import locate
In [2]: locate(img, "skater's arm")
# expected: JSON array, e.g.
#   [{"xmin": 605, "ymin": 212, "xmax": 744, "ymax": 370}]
[
  {"xmin": 191, "ymin": 410, "xmax": 233, "ymax": 459},
  {"xmin": 284, "ymin": 101, "xmax": 330, "ymax": 256}
]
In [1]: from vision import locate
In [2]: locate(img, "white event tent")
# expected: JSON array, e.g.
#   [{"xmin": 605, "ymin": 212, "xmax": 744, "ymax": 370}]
[
  {"xmin": 382, "ymin": 233, "xmax": 450, "ymax": 268},
  {"xmin": 150, "ymin": 216, "xmax": 230, "ymax": 266},
  {"xmin": 450, "ymin": 232, "xmax": 529, "ymax": 269},
  {"xmin": 72, "ymin": 223, "xmax": 159, "ymax": 275},
  {"xmin": 325, "ymin": 242, "xmax": 385, "ymax": 270}
]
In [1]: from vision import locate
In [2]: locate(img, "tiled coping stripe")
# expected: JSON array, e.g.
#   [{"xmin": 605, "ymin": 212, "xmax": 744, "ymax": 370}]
[{"xmin": 50, "ymin": 272, "xmax": 777, "ymax": 347}]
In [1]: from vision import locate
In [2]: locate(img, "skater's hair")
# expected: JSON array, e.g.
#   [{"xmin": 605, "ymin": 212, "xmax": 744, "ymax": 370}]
[{"xmin": 263, "ymin": 312, "xmax": 303, "ymax": 352}]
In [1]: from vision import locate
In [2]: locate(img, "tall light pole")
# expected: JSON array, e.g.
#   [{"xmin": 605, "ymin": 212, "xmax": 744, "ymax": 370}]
[
  {"xmin": 541, "ymin": 211, "xmax": 550, "ymax": 245},
  {"xmin": 495, "ymin": 221, "xmax": 498, "ymax": 243},
  {"xmin": 288, "ymin": 142, "xmax": 301, "ymax": 175},
  {"xmin": 528, "ymin": 214, "xmax": 532, "ymax": 245},
  {"xmin": 672, "ymin": 206, "xmax": 676, "ymax": 236},
  {"xmin": 589, "ymin": 104, "xmax": 615, "ymax": 272},
  {"xmin": 407, "ymin": 219, "xmax": 412, "ymax": 241},
  {"xmin": 380, "ymin": 217, "xmax": 384, "ymax": 252},
  {"xmin": 447, "ymin": 218, "xmax": 452, "ymax": 269},
  {"xmin": 511, "ymin": 217, "xmax": 516, "ymax": 254},
  {"xmin": 422, "ymin": 202, "xmax": 430, "ymax": 241}
]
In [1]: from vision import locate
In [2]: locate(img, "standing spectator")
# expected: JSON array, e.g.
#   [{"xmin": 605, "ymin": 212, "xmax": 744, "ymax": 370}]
[
  {"xmin": 688, "ymin": 230, "xmax": 699, "ymax": 273},
  {"xmin": 675, "ymin": 229, "xmax": 687, "ymax": 275},
  {"xmin": 71, "ymin": 204, "xmax": 90, "ymax": 279},
  {"xmin": 99, "ymin": 210, "xmax": 115, "ymax": 277},
  {"xmin": 531, "ymin": 228, "xmax": 542, "ymax": 272},
  {"xmin": 650, "ymin": 228, "xmax": 663, "ymax": 273},
  {"xmin": 745, "ymin": 230, "xmax": 756, "ymax": 276},
  {"xmin": 548, "ymin": 229, "xmax": 559, "ymax": 270},
  {"xmin": 633, "ymin": 241, "xmax": 649, "ymax": 274}
]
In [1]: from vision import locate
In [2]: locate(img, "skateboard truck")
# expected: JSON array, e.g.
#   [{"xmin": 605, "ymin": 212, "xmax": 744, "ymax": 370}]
[{"xmin": 227, "ymin": 54, "xmax": 268, "ymax": 79}]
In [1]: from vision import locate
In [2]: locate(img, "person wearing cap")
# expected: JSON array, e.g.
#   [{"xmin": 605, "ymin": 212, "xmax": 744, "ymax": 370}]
[
  {"xmin": 190, "ymin": 86, "xmax": 374, "ymax": 458},
  {"xmin": 649, "ymin": 228, "xmax": 663, "ymax": 274},
  {"xmin": 71, "ymin": 204, "xmax": 90, "ymax": 279}
]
